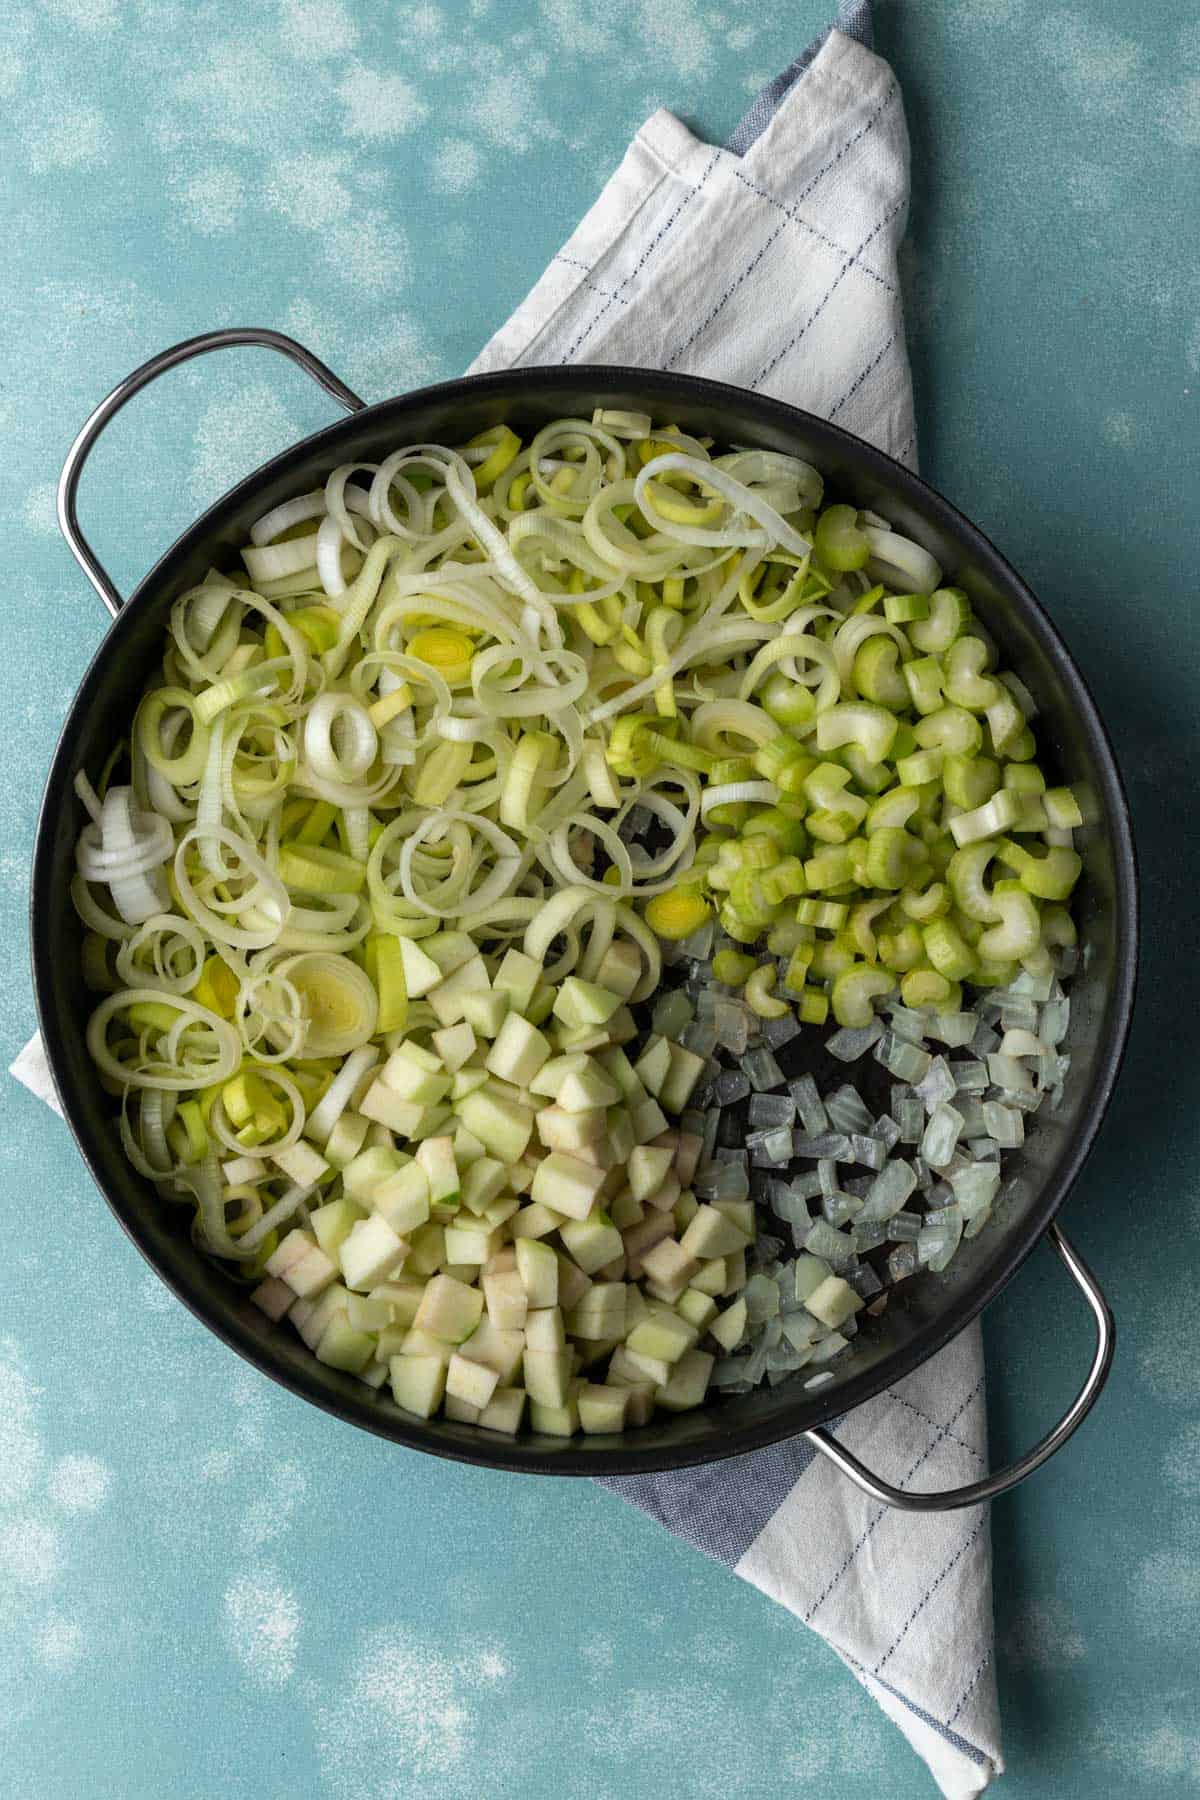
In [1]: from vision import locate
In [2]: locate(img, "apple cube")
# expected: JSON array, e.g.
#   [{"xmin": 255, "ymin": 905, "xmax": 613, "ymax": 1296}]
[
  {"xmin": 536, "ymin": 1104, "xmax": 607, "ymax": 1158},
  {"xmin": 443, "ymin": 1393, "xmax": 481, "ymax": 1423},
  {"xmin": 680, "ymin": 1204, "xmax": 753, "ymax": 1261},
  {"xmin": 639, "ymin": 1238, "xmax": 700, "ymax": 1300},
  {"xmin": 643, "ymin": 1174, "xmax": 682, "ymax": 1215},
  {"xmin": 416, "ymin": 1135, "xmax": 459, "ymax": 1207},
  {"xmin": 712, "ymin": 1199, "xmax": 756, "ymax": 1239},
  {"xmin": 389, "ymin": 1353, "xmax": 446, "ymax": 1418},
  {"xmin": 525, "ymin": 1306, "xmax": 566, "ymax": 1353},
  {"xmin": 414, "ymin": 1273, "xmax": 483, "ymax": 1343},
  {"xmin": 486, "ymin": 1012, "xmax": 552, "ymax": 1088},
  {"xmin": 556, "ymin": 1062, "xmax": 622, "ymax": 1114},
  {"xmin": 250, "ymin": 1276, "xmax": 294, "ymax": 1322},
  {"xmin": 530, "ymin": 1151, "xmax": 605, "ymax": 1221},
  {"xmin": 423, "ymin": 930, "xmax": 477, "ymax": 975},
  {"xmin": 271, "ymin": 1140, "xmax": 329, "ymax": 1189},
  {"xmin": 620, "ymin": 1344, "xmax": 672, "ymax": 1387},
  {"xmin": 622, "ymin": 1212, "xmax": 674, "ymax": 1278},
  {"xmin": 342, "ymin": 1146, "xmax": 402, "ymax": 1202},
  {"xmin": 676, "ymin": 1288, "xmax": 719, "ymax": 1333},
  {"xmin": 723, "ymin": 1250, "xmax": 748, "ymax": 1295},
  {"xmin": 345, "ymin": 1291, "xmax": 395, "ymax": 1333},
  {"xmin": 310, "ymin": 1197, "xmax": 366, "ymax": 1261},
  {"xmin": 339, "ymin": 1215, "xmax": 408, "ymax": 1291},
  {"xmin": 460, "ymin": 1318, "xmax": 524, "ymax": 1383},
  {"xmin": 631, "ymin": 1097, "xmax": 670, "ymax": 1143},
  {"xmin": 627, "ymin": 1310, "xmax": 697, "ymax": 1365},
  {"xmin": 446, "ymin": 1353, "xmax": 500, "ymax": 1409},
  {"xmin": 316, "ymin": 1313, "xmax": 376, "ymax": 1375},
  {"xmin": 609, "ymin": 1187, "xmax": 643, "ymax": 1230},
  {"xmin": 492, "ymin": 948, "xmax": 541, "ymax": 1014},
  {"xmin": 432, "ymin": 1021, "xmax": 476, "ymax": 1072},
  {"xmin": 805, "ymin": 1275, "xmax": 865, "ymax": 1330},
  {"xmin": 659, "ymin": 1044, "xmax": 706, "ymax": 1114},
  {"xmin": 459, "ymin": 1156, "xmax": 508, "ymax": 1216},
  {"xmin": 605, "ymin": 1106, "xmax": 636, "ymax": 1166},
  {"xmin": 483, "ymin": 1269, "xmax": 528, "ymax": 1331},
  {"xmin": 289, "ymin": 1283, "xmax": 349, "ymax": 1350},
  {"xmin": 380, "ymin": 1047, "xmax": 451, "ymax": 1106},
  {"xmin": 565, "ymin": 1283, "xmax": 626, "ymax": 1341},
  {"xmin": 708, "ymin": 1297, "xmax": 748, "ymax": 1352},
  {"xmin": 323, "ymin": 1111, "xmax": 370, "ymax": 1169},
  {"xmin": 673, "ymin": 1131, "xmax": 703, "ymax": 1187},
  {"xmin": 628, "ymin": 1144, "xmax": 674, "ymax": 1204},
  {"xmin": 426, "ymin": 955, "xmax": 491, "ymax": 1026},
  {"xmin": 443, "ymin": 1220, "xmax": 497, "ymax": 1266},
  {"xmin": 655, "ymin": 1347, "xmax": 714, "ymax": 1412},
  {"xmin": 515, "ymin": 1239, "xmax": 559, "ymax": 1308},
  {"xmin": 552, "ymin": 976, "xmax": 623, "ymax": 1028},
  {"xmin": 459, "ymin": 990, "xmax": 509, "ymax": 1038},
  {"xmin": 620, "ymin": 1382, "xmax": 656, "ymax": 1426},
  {"xmin": 456, "ymin": 1087, "xmax": 535, "ymax": 1164},
  {"xmin": 633, "ymin": 1036, "xmax": 672, "ymax": 1098},
  {"xmin": 266, "ymin": 1229, "xmax": 337, "ymax": 1298},
  {"xmin": 357, "ymin": 1360, "xmax": 390, "ymax": 1391},
  {"xmin": 578, "ymin": 1384, "xmax": 629, "ymax": 1433},
  {"xmin": 523, "ymin": 1349, "xmax": 571, "ymax": 1408},
  {"xmin": 560, "ymin": 1213, "xmax": 623, "ymax": 1276},
  {"xmin": 509, "ymin": 1201, "xmax": 565, "ymax": 1240},
  {"xmin": 529, "ymin": 1395, "xmax": 580, "ymax": 1437},
  {"xmin": 674, "ymin": 1191, "xmax": 699, "ymax": 1234},
  {"xmin": 688, "ymin": 1258, "xmax": 727, "ymax": 1297},
  {"xmin": 398, "ymin": 1328, "xmax": 454, "ymax": 1364},
  {"xmin": 397, "ymin": 935, "xmax": 443, "ymax": 998},
  {"xmin": 593, "ymin": 939, "xmax": 642, "ymax": 1000},
  {"xmin": 358, "ymin": 1081, "xmax": 424, "ymax": 1136},
  {"xmin": 477, "ymin": 1386, "xmax": 526, "ymax": 1435},
  {"xmin": 373, "ymin": 1162, "xmax": 431, "ymax": 1235},
  {"xmin": 451, "ymin": 1067, "xmax": 490, "ymax": 1102}
]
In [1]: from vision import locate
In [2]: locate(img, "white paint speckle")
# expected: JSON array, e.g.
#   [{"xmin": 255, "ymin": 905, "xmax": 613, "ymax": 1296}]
[
  {"xmin": 1162, "ymin": 75, "xmax": 1200, "ymax": 149},
  {"xmin": 263, "ymin": 151, "xmax": 353, "ymax": 228},
  {"xmin": 178, "ymin": 166, "xmax": 245, "ymax": 234},
  {"xmin": 313, "ymin": 1629, "xmax": 485, "ymax": 1789},
  {"xmin": 200, "ymin": 1448, "xmax": 238, "ymax": 1482},
  {"xmin": 0, "ymin": 1515, "xmax": 64, "ymax": 1589},
  {"xmin": 0, "ymin": 1346, "xmax": 44, "ymax": 1505},
  {"xmin": 189, "ymin": 380, "xmax": 301, "ymax": 505},
  {"xmin": 1102, "ymin": 411, "xmax": 1136, "ymax": 447},
  {"xmin": 1185, "ymin": 321, "xmax": 1200, "ymax": 376},
  {"xmin": 323, "ymin": 212, "xmax": 411, "ymax": 293},
  {"xmin": 1003, "ymin": 1595, "xmax": 1086, "ymax": 1668},
  {"xmin": 25, "ymin": 104, "xmax": 112, "ymax": 174},
  {"xmin": 1134, "ymin": 1547, "xmax": 1200, "ymax": 1643},
  {"xmin": 21, "ymin": 483, "xmax": 59, "ymax": 536},
  {"xmin": 0, "ymin": 47, "xmax": 23, "ymax": 95},
  {"xmin": 1034, "ymin": 12, "xmax": 1141, "ymax": 117},
  {"xmin": 278, "ymin": 0, "xmax": 358, "ymax": 59},
  {"xmin": 47, "ymin": 1455, "xmax": 113, "ymax": 1515},
  {"xmin": 1064, "ymin": 161, "xmax": 1116, "ymax": 214},
  {"xmin": 33, "ymin": 1612, "xmax": 86, "ymax": 1670},
  {"xmin": 338, "ymin": 64, "xmax": 427, "ymax": 140},
  {"xmin": 38, "ymin": 0, "xmax": 120, "ymax": 27},
  {"xmin": 539, "ymin": 0, "xmax": 612, "ymax": 55},
  {"xmin": 637, "ymin": 0, "xmax": 713, "ymax": 81},
  {"xmin": 408, "ymin": 4, "xmax": 444, "ymax": 35},
  {"xmin": 1136, "ymin": 1285, "xmax": 1200, "ymax": 1403},
  {"xmin": 430, "ymin": 137, "xmax": 481, "ymax": 194},
  {"xmin": 223, "ymin": 1572, "xmax": 301, "ymax": 1689},
  {"xmin": 468, "ymin": 68, "xmax": 558, "ymax": 153}
]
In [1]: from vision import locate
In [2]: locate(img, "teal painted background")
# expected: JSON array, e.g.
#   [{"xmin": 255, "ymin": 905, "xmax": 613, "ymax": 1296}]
[{"xmin": 3, "ymin": 1, "xmax": 1197, "ymax": 1794}]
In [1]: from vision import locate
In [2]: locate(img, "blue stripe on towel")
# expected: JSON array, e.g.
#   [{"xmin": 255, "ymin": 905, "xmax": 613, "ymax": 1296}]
[{"xmin": 727, "ymin": 1, "xmax": 874, "ymax": 157}]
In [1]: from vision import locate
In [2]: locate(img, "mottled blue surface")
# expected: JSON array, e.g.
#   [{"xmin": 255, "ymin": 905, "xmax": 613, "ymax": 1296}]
[{"xmin": 3, "ymin": 1, "xmax": 1198, "ymax": 1795}]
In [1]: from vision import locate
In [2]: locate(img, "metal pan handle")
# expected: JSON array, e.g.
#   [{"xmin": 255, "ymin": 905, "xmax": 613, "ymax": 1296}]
[
  {"xmin": 803, "ymin": 1223, "xmax": 1114, "ymax": 1511},
  {"xmin": 58, "ymin": 328, "xmax": 367, "ymax": 618}
]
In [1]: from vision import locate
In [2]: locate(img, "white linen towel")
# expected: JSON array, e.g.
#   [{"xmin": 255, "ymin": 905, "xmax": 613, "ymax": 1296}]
[{"xmin": 14, "ymin": 11, "xmax": 1002, "ymax": 1793}]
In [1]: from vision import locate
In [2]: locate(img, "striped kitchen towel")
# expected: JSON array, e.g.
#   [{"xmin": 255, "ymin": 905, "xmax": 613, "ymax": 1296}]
[{"xmin": 14, "ymin": 5, "xmax": 1002, "ymax": 1791}]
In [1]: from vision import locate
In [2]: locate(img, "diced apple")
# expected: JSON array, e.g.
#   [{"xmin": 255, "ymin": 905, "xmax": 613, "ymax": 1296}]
[
  {"xmin": 481, "ymin": 1195, "xmax": 518, "ymax": 1227},
  {"xmin": 515, "ymin": 1239, "xmax": 559, "ymax": 1308},
  {"xmin": 530, "ymin": 1151, "xmax": 605, "ymax": 1221},
  {"xmin": 486, "ymin": 1012, "xmax": 552, "ymax": 1088},
  {"xmin": 443, "ymin": 1392, "xmax": 481, "ymax": 1423},
  {"xmin": 622, "ymin": 1212, "xmax": 674, "ymax": 1278},
  {"xmin": 373, "ymin": 1161, "xmax": 431, "ymax": 1235},
  {"xmin": 289, "ymin": 1283, "xmax": 350, "ymax": 1349},
  {"xmin": 659, "ymin": 1044, "xmax": 706, "ymax": 1114},
  {"xmin": 628, "ymin": 1144, "xmax": 675, "ymax": 1204},
  {"xmin": 416, "ymin": 1135, "xmax": 459, "ymax": 1207},
  {"xmin": 555, "ymin": 1256, "xmax": 592, "ymax": 1312},
  {"xmin": 323, "ymin": 1111, "xmax": 370, "ymax": 1169},
  {"xmin": 310, "ymin": 1197, "xmax": 366, "ymax": 1261},
  {"xmin": 708, "ymin": 1297, "xmax": 747, "ymax": 1352},
  {"xmin": 553, "ymin": 1022, "xmax": 613, "ymax": 1055},
  {"xmin": 451, "ymin": 1067, "xmax": 490, "ymax": 1102},
  {"xmin": 655, "ymin": 1347, "xmax": 714, "ymax": 1411},
  {"xmin": 674, "ymin": 1191, "xmax": 699, "ymax": 1234},
  {"xmin": 633, "ymin": 1035, "xmax": 672, "ymax": 1098},
  {"xmin": 627, "ymin": 1310, "xmax": 697, "ymax": 1365},
  {"xmin": 460, "ymin": 1318, "xmax": 524, "ymax": 1383},
  {"xmin": 596, "ymin": 1045, "xmax": 647, "ymax": 1103},
  {"xmin": 492, "ymin": 948, "xmax": 540, "ymax": 1013},
  {"xmin": 524, "ymin": 1349, "xmax": 571, "ymax": 1408},
  {"xmin": 552, "ymin": 976, "xmax": 622, "ymax": 1028},
  {"xmin": 508, "ymin": 1201, "xmax": 564, "ymax": 1240},
  {"xmin": 316, "ymin": 1314, "xmax": 376, "ymax": 1375},
  {"xmin": 369, "ymin": 1278, "xmax": 426, "ymax": 1328},
  {"xmin": 676, "ymin": 1288, "xmax": 718, "ymax": 1333},
  {"xmin": 483, "ymin": 1269, "xmax": 528, "ymax": 1331},
  {"xmin": 536, "ymin": 1103, "xmax": 606, "ymax": 1158},
  {"xmin": 680, "ymin": 1204, "xmax": 753, "ymax": 1261},
  {"xmin": 342, "ymin": 1146, "xmax": 403, "ymax": 1201},
  {"xmin": 389, "ymin": 1353, "xmax": 446, "ymax": 1419},
  {"xmin": 423, "ymin": 929, "xmax": 477, "ymax": 975},
  {"xmin": 443, "ymin": 1219, "xmax": 497, "ymax": 1265},
  {"xmin": 271, "ymin": 1140, "xmax": 329, "ymax": 1188},
  {"xmin": 639, "ymin": 1237, "xmax": 700, "ymax": 1301},
  {"xmin": 606, "ymin": 1105, "xmax": 636, "ymax": 1165},
  {"xmin": 380, "ymin": 1047, "xmax": 451, "ymax": 1106},
  {"xmin": 712, "ymin": 1199, "xmax": 756, "ymax": 1239},
  {"xmin": 456, "ymin": 1087, "xmax": 535, "ymax": 1164},
  {"xmin": 432, "ymin": 1021, "xmax": 476, "ymax": 1072},
  {"xmin": 560, "ymin": 1213, "xmax": 623, "ymax": 1276},
  {"xmin": 619, "ymin": 1382, "xmax": 656, "ymax": 1426},
  {"xmin": 566, "ymin": 1283, "xmax": 626, "ymax": 1341},
  {"xmin": 529, "ymin": 1395, "xmax": 580, "ymax": 1437},
  {"xmin": 578, "ymin": 1384, "xmax": 629, "ymax": 1433},
  {"xmin": 643, "ymin": 1174, "xmax": 682, "ymax": 1215},
  {"xmin": 673, "ymin": 1131, "xmax": 703, "ymax": 1187},
  {"xmin": 414, "ymin": 1272, "xmax": 483, "ymax": 1343},
  {"xmin": 609, "ymin": 1187, "xmax": 643, "ymax": 1230},
  {"xmin": 398, "ymin": 1327, "xmax": 454, "ymax": 1362},
  {"xmin": 452, "ymin": 1125, "xmax": 487, "ymax": 1167},
  {"xmin": 805, "ymin": 1275, "xmax": 865, "ymax": 1330},
  {"xmin": 346, "ymin": 1291, "xmax": 396, "ymax": 1333},
  {"xmin": 528, "ymin": 1053, "xmax": 587, "ymax": 1099},
  {"xmin": 687, "ymin": 1258, "xmax": 727, "ymax": 1297},
  {"xmin": 427, "ymin": 954, "xmax": 491, "ymax": 1026},
  {"xmin": 339, "ymin": 1214, "xmax": 409, "ymax": 1290},
  {"xmin": 723, "ymin": 1250, "xmax": 748, "ymax": 1295},
  {"xmin": 358, "ymin": 1360, "xmax": 390, "ymax": 1391},
  {"xmin": 250, "ymin": 1276, "xmax": 294, "ymax": 1322},
  {"xmin": 556, "ymin": 1062, "xmax": 622, "ymax": 1114},
  {"xmin": 525, "ymin": 1306, "xmax": 566, "ymax": 1353},
  {"xmin": 458, "ymin": 990, "xmax": 509, "ymax": 1038},
  {"xmin": 397, "ymin": 935, "xmax": 444, "ymax": 998},
  {"xmin": 621, "ymin": 1344, "xmax": 672, "ymax": 1387},
  {"xmin": 593, "ymin": 939, "xmax": 642, "ymax": 1000},
  {"xmin": 477, "ymin": 1386, "xmax": 526, "ymax": 1435},
  {"xmin": 266, "ymin": 1229, "xmax": 337, "ymax": 1298},
  {"xmin": 446, "ymin": 1353, "xmax": 500, "ymax": 1409},
  {"xmin": 507, "ymin": 1156, "xmax": 538, "ymax": 1195},
  {"xmin": 631, "ymin": 1097, "xmax": 669, "ymax": 1143},
  {"xmin": 606, "ymin": 1007, "xmax": 638, "ymax": 1047},
  {"xmin": 358, "ymin": 1081, "xmax": 424, "ymax": 1136},
  {"xmin": 623, "ymin": 1284, "xmax": 649, "ymax": 1335}
]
